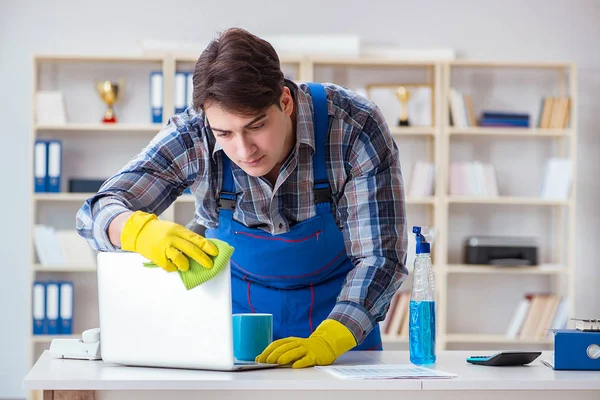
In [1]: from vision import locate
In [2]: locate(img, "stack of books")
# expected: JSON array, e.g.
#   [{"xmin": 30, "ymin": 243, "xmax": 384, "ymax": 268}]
[
  {"xmin": 478, "ymin": 111, "xmax": 530, "ymax": 128},
  {"xmin": 34, "ymin": 225, "xmax": 96, "ymax": 267},
  {"xmin": 408, "ymin": 161, "xmax": 435, "ymax": 197},
  {"xmin": 506, "ymin": 293, "xmax": 569, "ymax": 339},
  {"xmin": 379, "ymin": 291, "xmax": 411, "ymax": 338},
  {"xmin": 449, "ymin": 161, "xmax": 499, "ymax": 197},
  {"xmin": 538, "ymin": 96, "xmax": 571, "ymax": 129}
]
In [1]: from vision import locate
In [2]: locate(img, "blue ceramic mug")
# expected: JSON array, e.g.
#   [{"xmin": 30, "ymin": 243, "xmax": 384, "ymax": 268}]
[{"xmin": 232, "ymin": 313, "xmax": 273, "ymax": 361}]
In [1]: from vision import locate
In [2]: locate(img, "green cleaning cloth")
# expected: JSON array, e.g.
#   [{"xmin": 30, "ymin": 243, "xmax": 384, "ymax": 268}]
[{"xmin": 143, "ymin": 238, "xmax": 234, "ymax": 290}]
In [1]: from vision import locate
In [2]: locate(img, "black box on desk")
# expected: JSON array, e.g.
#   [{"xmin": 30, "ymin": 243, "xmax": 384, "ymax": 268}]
[
  {"xmin": 68, "ymin": 178, "xmax": 107, "ymax": 193},
  {"xmin": 463, "ymin": 236, "xmax": 538, "ymax": 266}
]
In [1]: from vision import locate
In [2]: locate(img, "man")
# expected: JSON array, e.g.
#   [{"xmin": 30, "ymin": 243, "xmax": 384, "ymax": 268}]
[{"xmin": 76, "ymin": 27, "xmax": 407, "ymax": 369}]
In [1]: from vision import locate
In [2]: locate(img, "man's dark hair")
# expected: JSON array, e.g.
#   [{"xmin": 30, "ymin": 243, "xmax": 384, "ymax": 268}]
[{"xmin": 193, "ymin": 28, "xmax": 285, "ymax": 115}]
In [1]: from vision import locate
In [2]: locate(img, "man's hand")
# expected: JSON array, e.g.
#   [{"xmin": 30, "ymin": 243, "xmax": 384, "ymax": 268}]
[
  {"xmin": 120, "ymin": 211, "xmax": 218, "ymax": 272},
  {"xmin": 256, "ymin": 319, "xmax": 356, "ymax": 369}
]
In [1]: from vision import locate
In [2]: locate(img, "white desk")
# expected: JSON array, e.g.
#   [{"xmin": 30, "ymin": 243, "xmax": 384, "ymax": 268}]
[{"xmin": 25, "ymin": 350, "xmax": 600, "ymax": 400}]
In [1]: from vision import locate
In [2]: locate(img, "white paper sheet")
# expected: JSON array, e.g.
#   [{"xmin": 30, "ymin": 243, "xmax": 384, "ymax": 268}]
[{"xmin": 315, "ymin": 364, "xmax": 457, "ymax": 380}]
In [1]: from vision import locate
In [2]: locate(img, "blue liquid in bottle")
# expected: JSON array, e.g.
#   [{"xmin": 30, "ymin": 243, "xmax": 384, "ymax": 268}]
[
  {"xmin": 409, "ymin": 226, "xmax": 436, "ymax": 365},
  {"xmin": 409, "ymin": 300, "xmax": 436, "ymax": 364}
]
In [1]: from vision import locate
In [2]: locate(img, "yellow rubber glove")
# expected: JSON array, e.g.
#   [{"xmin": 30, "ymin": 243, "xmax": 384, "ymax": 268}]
[
  {"xmin": 120, "ymin": 211, "xmax": 219, "ymax": 272},
  {"xmin": 256, "ymin": 319, "xmax": 357, "ymax": 369}
]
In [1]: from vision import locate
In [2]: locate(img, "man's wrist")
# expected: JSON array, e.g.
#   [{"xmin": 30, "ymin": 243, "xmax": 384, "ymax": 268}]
[
  {"xmin": 108, "ymin": 211, "xmax": 134, "ymax": 248},
  {"xmin": 312, "ymin": 319, "xmax": 357, "ymax": 357}
]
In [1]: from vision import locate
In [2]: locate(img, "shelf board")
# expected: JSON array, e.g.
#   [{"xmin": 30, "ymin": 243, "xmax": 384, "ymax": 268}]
[
  {"xmin": 32, "ymin": 334, "xmax": 80, "ymax": 344},
  {"xmin": 446, "ymin": 196, "xmax": 569, "ymax": 206},
  {"xmin": 445, "ymin": 264, "xmax": 566, "ymax": 275},
  {"xmin": 445, "ymin": 333, "xmax": 553, "ymax": 345},
  {"xmin": 174, "ymin": 55, "xmax": 305, "ymax": 64},
  {"xmin": 35, "ymin": 55, "xmax": 163, "ymax": 63},
  {"xmin": 311, "ymin": 57, "xmax": 436, "ymax": 67},
  {"xmin": 389, "ymin": 126, "xmax": 435, "ymax": 136},
  {"xmin": 35, "ymin": 123, "xmax": 163, "ymax": 133},
  {"xmin": 406, "ymin": 196, "xmax": 435, "ymax": 205},
  {"xmin": 448, "ymin": 60, "xmax": 572, "ymax": 69},
  {"xmin": 34, "ymin": 193, "xmax": 96, "ymax": 202},
  {"xmin": 33, "ymin": 264, "xmax": 96, "ymax": 272},
  {"xmin": 448, "ymin": 127, "xmax": 571, "ymax": 137}
]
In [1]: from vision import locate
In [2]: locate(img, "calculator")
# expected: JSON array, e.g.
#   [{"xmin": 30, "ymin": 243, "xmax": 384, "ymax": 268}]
[{"xmin": 466, "ymin": 351, "xmax": 541, "ymax": 366}]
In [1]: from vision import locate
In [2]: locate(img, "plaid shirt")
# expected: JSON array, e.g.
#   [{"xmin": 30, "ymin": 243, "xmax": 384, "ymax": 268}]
[{"xmin": 76, "ymin": 80, "xmax": 408, "ymax": 343}]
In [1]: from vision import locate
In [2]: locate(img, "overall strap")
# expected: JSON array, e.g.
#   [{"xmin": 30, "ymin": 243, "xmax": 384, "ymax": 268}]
[
  {"xmin": 218, "ymin": 154, "xmax": 236, "ymax": 211},
  {"xmin": 306, "ymin": 83, "xmax": 331, "ymax": 208}
]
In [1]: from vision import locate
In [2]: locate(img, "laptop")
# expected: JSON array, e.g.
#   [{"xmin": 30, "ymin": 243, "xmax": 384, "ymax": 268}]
[{"xmin": 97, "ymin": 251, "xmax": 278, "ymax": 371}]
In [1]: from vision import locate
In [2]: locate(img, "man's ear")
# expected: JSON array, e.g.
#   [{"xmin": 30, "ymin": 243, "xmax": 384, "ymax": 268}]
[{"xmin": 281, "ymin": 87, "xmax": 294, "ymax": 117}]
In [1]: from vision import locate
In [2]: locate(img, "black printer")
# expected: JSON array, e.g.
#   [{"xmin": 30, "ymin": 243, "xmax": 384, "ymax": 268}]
[{"xmin": 463, "ymin": 236, "xmax": 538, "ymax": 266}]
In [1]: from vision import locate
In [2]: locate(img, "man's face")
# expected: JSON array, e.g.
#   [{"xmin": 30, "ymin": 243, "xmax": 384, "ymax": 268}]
[{"xmin": 204, "ymin": 87, "xmax": 295, "ymax": 178}]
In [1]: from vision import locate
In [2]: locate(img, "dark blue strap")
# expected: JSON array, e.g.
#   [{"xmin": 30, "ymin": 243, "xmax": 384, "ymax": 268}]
[
  {"xmin": 306, "ymin": 83, "xmax": 331, "ymax": 205},
  {"xmin": 218, "ymin": 154, "xmax": 236, "ymax": 210}
]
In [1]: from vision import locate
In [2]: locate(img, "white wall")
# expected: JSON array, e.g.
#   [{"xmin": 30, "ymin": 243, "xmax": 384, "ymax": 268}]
[{"xmin": 1, "ymin": 0, "xmax": 599, "ymax": 397}]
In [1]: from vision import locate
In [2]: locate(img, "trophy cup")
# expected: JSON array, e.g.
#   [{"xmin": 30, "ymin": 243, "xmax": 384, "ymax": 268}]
[
  {"xmin": 396, "ymin": 86, "xmax": 411, "ymax": 126},
  {"xmin": 95, "ymin": 80, "xmax": 123, "ymax": 123}
]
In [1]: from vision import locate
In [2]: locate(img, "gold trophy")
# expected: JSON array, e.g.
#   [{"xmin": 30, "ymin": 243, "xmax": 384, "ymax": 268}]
[
  {"xmin": 396, "ymin": 86, "xmax": 411, "ymax": 126},
  {"xmin": 95, "ymin": 80, "xmax": 123, "ymax": 123}
]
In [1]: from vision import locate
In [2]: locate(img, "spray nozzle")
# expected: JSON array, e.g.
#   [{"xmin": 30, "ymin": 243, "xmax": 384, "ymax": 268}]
[{"xmin": 413, "ymin": 226, "xmax": 431, "ymax": 254}]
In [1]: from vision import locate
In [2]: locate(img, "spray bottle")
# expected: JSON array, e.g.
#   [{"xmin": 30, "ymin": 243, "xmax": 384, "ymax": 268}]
[{"xmin": 409, "ymin": 226, "xmax": 436, "ymax": 364}]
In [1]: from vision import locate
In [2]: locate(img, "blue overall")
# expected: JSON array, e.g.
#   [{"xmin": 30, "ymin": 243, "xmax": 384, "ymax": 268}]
[{"xmin": 206, "ymin": 83, "xmax": 382, "ymax": 350}]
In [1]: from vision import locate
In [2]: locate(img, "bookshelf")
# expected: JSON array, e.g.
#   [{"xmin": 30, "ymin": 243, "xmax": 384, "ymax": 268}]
[
  {"xmin": 438, "ymin": 60, "xmax": 576, "ymax": 350},
  {"xmin": 29, "ymin": 56, "xmax": 175, "ymax": 400},
  {"xmin": 28, "ymin": 54, "xmax": 576, "ymax": 383}
]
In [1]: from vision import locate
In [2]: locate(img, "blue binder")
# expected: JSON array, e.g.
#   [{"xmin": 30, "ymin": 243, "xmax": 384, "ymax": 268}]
[
  {"xmin": 59, "ymin": 281, "xmax": 74, "ymax": 334},
  {"xmin": 32, "ymin": 281, "xmax": 46, "ymax": 335},
  {"xmin": 45, "ymin": 281, "xmax": 60, "ymax": 335},
  {"xmin": 150, "ymin": 71, "xmax": 163, "ymax": 123},
  {"xmin": 46, "ymin": 140, "xmax": 62, "ymax": 192},
  {"xmin": 553, "ymin": 329, "xmax": 600, "ymax": 370},
  {"xmin": 34, "ymin": 140, "xmax": 48, "ymax": 192}
]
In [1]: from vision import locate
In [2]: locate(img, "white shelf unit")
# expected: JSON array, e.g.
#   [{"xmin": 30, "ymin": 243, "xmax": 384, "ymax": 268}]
[
  {"xmin": 28, "ymin": 54, "xmax": 577, "ymax": 380},
  {"xmin": 438, "ymin": 61, "xmax": 577, "ymax": 350},
  {"xmin": 28, "ymin": 54, "xmax": 174, "ymax": 377}
]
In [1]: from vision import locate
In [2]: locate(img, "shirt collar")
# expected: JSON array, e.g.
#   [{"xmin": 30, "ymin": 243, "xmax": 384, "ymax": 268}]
[{"xmin": 208, "ymin": 79, "xmax": 316, "ymax": 162}]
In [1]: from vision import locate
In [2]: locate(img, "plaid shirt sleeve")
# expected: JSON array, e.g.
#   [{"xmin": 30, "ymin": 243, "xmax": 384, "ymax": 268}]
[
  {"xmin": 327, "ymin": 105, "xmax": 408, "ymax": 345},
  {"xmin": 75, "ymin": 118, "xmax": 204, "ymax": 251}
]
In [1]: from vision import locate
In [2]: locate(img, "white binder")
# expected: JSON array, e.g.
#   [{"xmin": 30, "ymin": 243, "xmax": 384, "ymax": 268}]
[
  {"xmin": 186, "ymin": 72, "xmax": 194, "ymax": 108},
  {"xmin": 174, "ymin": 71, "xmax": 187, "ymax": 113},
  {"xmin": 150, "ymin": 72, "xmax": 163, "ymax": 123},
  {"xmin": 33, "ymin": 282, "xmax": 46, "ymax": 334},
  {"xmin": 59, "ymin": 281, "xmax": 74, "ymax": 334},
  {"xmin": 47, "ymin": 140, "xmax": 62, "ymax": 192},
  {"xmin": 46, "ymin": 282, "xmax": 60, "ymax": 334}
]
